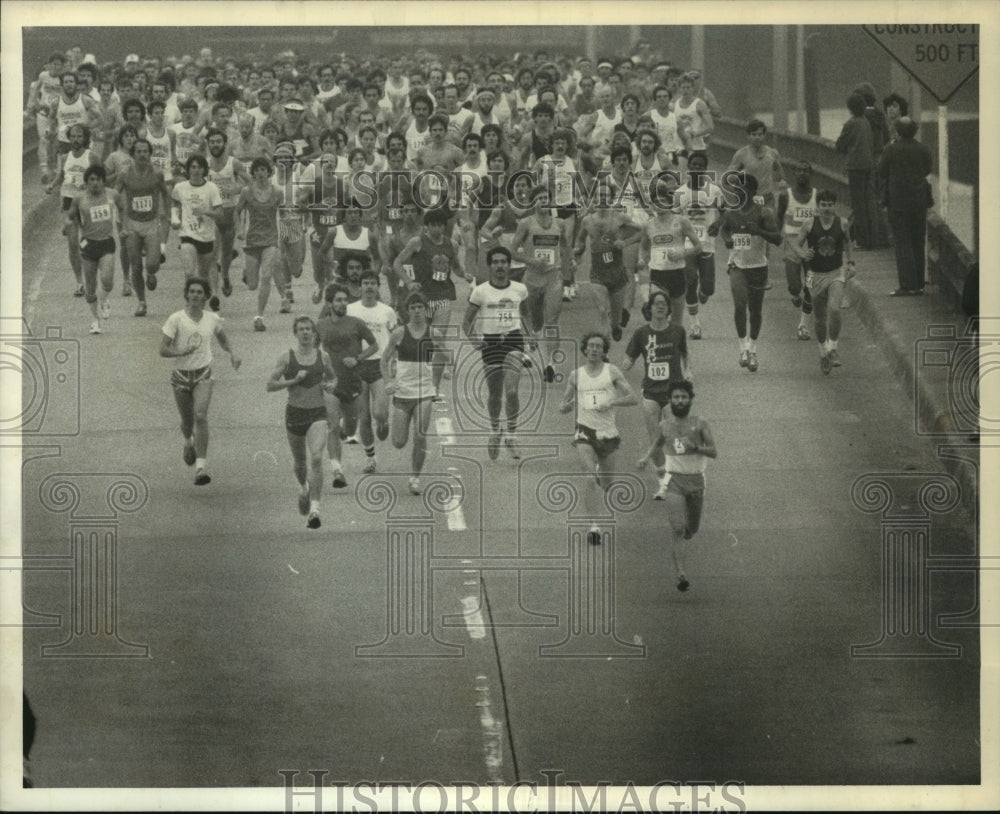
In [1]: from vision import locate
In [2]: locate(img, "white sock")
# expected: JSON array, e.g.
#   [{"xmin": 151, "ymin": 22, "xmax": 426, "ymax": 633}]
[
  {"xmin": 195, "ymin": 457, "xmax": 206, "ymax": 469},
  {"xmin": 829, "ymin": 339, "xmax": 838, "ymax": 350},
  {"xmin": 330, "ymin": 458, "xmax": 341, "ymax": 471},
  {"xmin": 748, "ymin": 339, "xmax": 757, "ymax": 353},
  {"xmin": 310, "ymin": 500, "xmax": 319, "ymax": 514},
  {"xmin": 818, "ymin": 342, "xmax": 827, "ymax": 356},
  {"xmin": 739, "ymin": 337, "xmax": 749, "ymax": 351}
]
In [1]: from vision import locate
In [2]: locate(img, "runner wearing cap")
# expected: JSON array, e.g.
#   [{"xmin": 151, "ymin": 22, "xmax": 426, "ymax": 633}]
[{"xmin": 277, "ymin": 99, "xmax": 318, "ymax": 162}]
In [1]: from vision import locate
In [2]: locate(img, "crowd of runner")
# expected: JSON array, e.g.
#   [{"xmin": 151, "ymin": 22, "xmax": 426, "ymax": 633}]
[{"xmin": 27, "ymin": 39, "xmax": 874, "ymax": 590}]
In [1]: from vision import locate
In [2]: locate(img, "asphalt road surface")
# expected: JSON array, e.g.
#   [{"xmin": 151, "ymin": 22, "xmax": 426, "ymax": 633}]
[{"xmin": 16, "ymin": 195, "xmax": 979, "ymax": 793}]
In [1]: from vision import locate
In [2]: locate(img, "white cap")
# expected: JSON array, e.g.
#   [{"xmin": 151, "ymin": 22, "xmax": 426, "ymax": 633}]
[{"xmin": 125, "ymin": 53, "xmax": 140, "ymax": 64}]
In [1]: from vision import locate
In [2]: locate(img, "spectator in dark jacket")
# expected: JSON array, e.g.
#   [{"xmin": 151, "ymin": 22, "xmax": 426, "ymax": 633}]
[
  {"xmin": 856, "ymin": 82, "xmax": 890, "ymax": 246},
  {"xmin": 883, "ymin": 91, "xmax": 909, "ymax": 143},
  {"xmin": 836, "ymin": 92, "xmax": 875, "ymax": 249},
  {"xmin": 878, "ymin": 117, "xmax": 932, "ymax": 295}
]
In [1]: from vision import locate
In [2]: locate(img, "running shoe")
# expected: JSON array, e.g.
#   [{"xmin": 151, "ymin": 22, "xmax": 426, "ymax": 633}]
[
  {"xmin": 587, "ymin": 527, "xmax": 601, "ymax": 546},
  {"xmin": 747, "ymin": 352, "xmax": 759, "ymax": 373},
  {"xmin": 183, "ymin": 444, "xmax": 196, "ymax": 466},
  {"xmin": 620, "ymin": 308, "xmax": 630, "ymax": 328},
  {"xmin": 221, "ymin": 276, "xmax": 233, "ymax": 297},
  {"xmin": 332, "ymin": 470, "xmax": 348, "ymax": 489},
  {"xmin": 133, "ymin": 302, "xmax": 147, "ymax": 317},
  {"xmin": 820, "ymin": 353, "xmax": 832, "ymax": 375},
  {"xmin": 159, "ymin": 251, "xmax": 166, "ymax": 265},
  {"xmin": 344, "ymin": 434, "xmax": 360, "ymax": 445},
  {"xmin": 88, "ymin": 320, "xmax": 101, "ymax": 335},
  {"xmin": 376, "ymin": 420, "xmax": 389, "ymax": 441},
  {"xmin": 432, "ymin": 393, "xmax": 445, "ymax": 403},
  {"xmin": 298, "ymin": 492, "xmax": 310, "ymax": 516},
  {"xmin": 286, "ymin": 290, "xmax": 295, "ymax": 304},
  {"xmin": 122, "ymin": 282, "xmax": 132, "ymax": 297},
  {"xmin": 797, "ymin": 324, "xmax": 811, "ymax": 341},
  {"xmin": 100, "ymin": 300, "xmax": 111, "ymax": 319},
  {"xmin": 791, "ymin": 294, "xmax": 802, "ymax": 308},
  {"xmin": 611, "ymin": 324, "xmax": 622, "ymax": 342},
  {"xmin": 683, "ymin": 527, "xmax": 693, "ymax": 540},
  {"xmin": 74, "ymin": 284, "xmax": 85, "ymax": 297},
  {"xmin": 146, "ymin": 271, "xmax": 158, "ymax": 291},
  {"xmin": 194, "ymin": 467, "xmax": 211, "ymax": 486},
  {"xmin": 562, "ymin": 285, "xmax": 571, "ymax": 302},
  {"xmin": 279, "ymin": 298, "xmax": 292, "ymax": 314},
  {"xmin": 362, "ymin": 458, "xmax": 377, "ymax": 474},
  {"xmin": 739, "ymin": 350, "xmax": 749, "ymax": 368},
  {"xmin": 653, "ymin": 482, "xmax": 669, "ymax": 501},
  {"xmin": 828, "ymin": 349, "xmax": 842, "ymax": 367},
  {"xmin": 504, "ymin": 436, "xmax": 521, "ymax": 460},
  {"xmin": 676, "ymin": 575, "xmax": 690, "ymax": 592},
  {"xmin": 40, "ymin": 172, "xmax": 52, "ymax": 186},
  {"xmin": 209, "ymin": 295, "xmax": 221, "ymax": 312},
  {"xmin": 544, "ymin": 364, "xmax": 555, "ymax": 384},
  {"xmin": 690, "ymin": 322, "xmax": 702, "ymax": 340},
  {"xmin": 408, "ymin": 476, "xmax": 421, "ymax": 495},
  {"xmin": 698, "ymin": 291, "xmax": 709, "ymax": 305},
  {"xmin": 487, "ymin": 432, "xmax": 501, "ymax": 461},
  {"xmin": 306, "ymin": 511, "xmax": 321, "ymax": 529},
  {"xmin": 253, "ymin": 316, "xmax": 266, "ymax": 332}
]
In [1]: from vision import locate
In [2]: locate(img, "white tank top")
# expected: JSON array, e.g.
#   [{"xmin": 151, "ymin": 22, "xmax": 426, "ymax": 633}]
[
  {"xmin": 56, "ymin": 95, "xmax": 88, "ymax": 142},
  {"xmin": 575, "ymin": 364, "xmax": 619, "ymax": 439},
  {"xmin": 539, "ymin": 156, "xmax": 576, "ymax": 207},
  {"xmin": 208, "ymin": 156, "xmax": 240, "ymax": 207},
  {"xmin": 590, "ymin": 109, "xmax": 621, "ymax": 152},
  {"xmin": 333, "ymin": 225, "xmax": 371, "ymax": 252},
  {"xmin": 648, "ymin": 216, "xmax": 687, "ymax": 270},
  {"xmin": 171, "ymin": 123, "xmax": 201, "ymax": 164},
  {"xmin": 674, "ymin": 97, "xmax": 706, "ymax": 150},
  {"xmin": 650, "ymin": 108, "xmax": 682, "ymax": 154},
  {"xmin": 61, "ymin": 149, "xmax": 92, "ymax": 199},
  {"xmin": 784, "ymin": 188, "xmax": 818, "ymax": 237},
  {"xmin": 405, "ymin": 119, "xmax": 432, "ymax": 163},
  {"xmin": 146, "ymin": 127, "xmax": 173, "ymax": 176}
]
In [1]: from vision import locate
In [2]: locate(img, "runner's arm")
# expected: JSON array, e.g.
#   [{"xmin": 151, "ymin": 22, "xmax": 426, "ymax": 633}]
[{"xmin": 266, "ymin": 352, "xmax": 302, "ymax": 391}]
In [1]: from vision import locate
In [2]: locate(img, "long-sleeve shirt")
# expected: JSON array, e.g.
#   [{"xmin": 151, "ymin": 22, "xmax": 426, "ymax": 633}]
[
  {"xmin": 835, "ymin": 115, "xmax": 873, "ymax": 171},
  {"xmin": 878, "ymin": 137, "xmax": 933, "ymax": 213}
]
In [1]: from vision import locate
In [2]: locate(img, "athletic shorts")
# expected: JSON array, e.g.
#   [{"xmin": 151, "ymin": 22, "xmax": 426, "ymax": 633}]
[
  {"xmin": 481, "ymin": 331, "xmax": 525, "ymax": 368},
  {"xmin": 806, "ymin": 267, "xmax": 847, "ymax": 299},
  {"xmin": 180, "ymin": 235, "xmax": 215, "ymax": 255},
  {"xmin": 650, "ymin": 267, "xmax": 687, "ymax": 299},
  {"xmin": 572, "ymin": 423, "xmax": 621, "ymax": 459},
  {"xmin": 171, "ymin": 366, "xmax": 212, "ymax": 392},
  {"xmin": 427, "ymin": 299, "xmax": 454, "ymax": 319},
  {"xmin": 392, "ymin": 395, "xmax": 434, "ymax": 412},
  {"xmin": 590, "ymin": 254, "xmax": 629, "ymax": 293},
  {"xmin": 333, "ymin": 373, "xmax": 363, "ymax": 403},
  {"xmin": 80, "ymin": 236, "xmax": 116, "ymax": 262},
  {"xmin": 728, "ymin": 265, "xmax": 769, "ymax": 290},
  {"xmin": 124, "ymin": 217, "xmax": 160, "ymax": 240},
  {"xmin": 244, "ymin": 245, "xmax": 276, "ymax": 262},
  {"xmin": 285, "ymin": 404, "xmax": 328, "ymax": 437},
  {"xmin": 642, "ymin": 390, "xmax": 671, "ymax": 409},
  {"xmin": 357, "ymin": 358, "xmax": 382, "ymax": 384}
]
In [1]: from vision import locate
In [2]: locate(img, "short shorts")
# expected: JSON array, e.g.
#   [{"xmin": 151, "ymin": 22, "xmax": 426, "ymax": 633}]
[
  {"xmin": 80, "ymin": 236, "xmax": 116, "ymax": 262},
  {"xmin": 806, "ymin": 267, "xmax": 848, "ymax": 299},
  {"xmin": 590, "ymin": 250, "xmax": 629, "ymax": 293},
  {"xmin": 285, "ymin": 404, "xmax": 328, "ymax": 437},
  {"xmin": 572, "ymin": 423, "xmax": 621, "ymax": 459},
  {"xmin": 357, "ymin": 358, "xmax": 383, "ymax": 384},
  {"xmin": 171, "ymin": 366, "xmax": 212, "ymax": 392},
  {"xmin": 180, "ymin": 235, "xmax": 215, "ymax": 255},
  {"xmin": 481, "ymin": 331, "xmax": 525, "ymax": 368},
  {"xmin": 650, "ymin": 267, "xmax": 687, "ymax": 299},
  {"xmin": 642, "ymin": 390, "xmax": 671, "ymax": 410}
]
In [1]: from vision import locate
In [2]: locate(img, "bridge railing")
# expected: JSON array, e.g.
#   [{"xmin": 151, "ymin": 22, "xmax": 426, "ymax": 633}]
[{"xmin": 707, "ymin": 116, "xmax": 975, "ymax": 309}]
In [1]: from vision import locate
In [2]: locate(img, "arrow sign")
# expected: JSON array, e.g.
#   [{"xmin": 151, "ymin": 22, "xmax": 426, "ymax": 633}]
[{"xmin": 863, "ymin": 24, "xmax": 979, "ymax": 103}]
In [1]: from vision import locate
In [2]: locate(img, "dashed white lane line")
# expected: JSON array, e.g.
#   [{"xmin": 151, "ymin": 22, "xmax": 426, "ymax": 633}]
[
  {"xmin": 475, "ymin": 674, "xmax": 505, "ymax": 784},
  {"xmin": 433, "ymin": 415, "xmax": 466, "ymax": 531},
  {"xmin": 461, "ymin": 595, "xmax": 487, "ymax": 639}
]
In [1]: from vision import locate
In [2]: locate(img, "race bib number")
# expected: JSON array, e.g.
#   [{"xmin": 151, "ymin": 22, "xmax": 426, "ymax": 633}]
[
  {"xmin": 387, "ymin": 207, "xmax": 403, "ymax": 221},
  {"xmin": 402, "ymin": 263, "xmax": 415, "ymax": 281},
  {"xmin": 431, "ymin": 254, "xmax": 450, "ymax": 282},
  {"xmin": 495, "ymin": 308, "xmax": 517, "ymax": 330},
  {"xmin": 385, "ymin": 224, "xmax": 393, "ymax": 235},
  {"xmin": 66, "ymin": 169, "xmax": 85, "ymax": 189},
  {"xmin": 672, "ymin": 437, "xmax": 687, "ymax": 454},
  {"xmin": 648, "ymin": 361, "xmax": 670, "ymax": 381},
  {"xmin": 151, "ymin": 156, "xmax": 171, "ymax": 173},
  {"xmin": 89, "ymin": 204, "xmax": 112, "ymax": 223},
  {"xmin": 586, "ymin": 391, "xmax": 607, "ymax": 409},
  {"xmin": 794, "ymin": 207, "xmax": 813, "ymax": 220},
  {"xmin": 131, "ymin": 195, "xmax": 153, "ymax": 214},
  {"xmin": 732, "ymin": 233, "xmax": 752, "ymax": 250},
  {"xmin": 805, "ymin": 270, "xmax": 815, "ymax": 290},
  {"xmin": 753, "ymin": 195, "xmax": 765, "ymax": 206},
  {"xmin": 651, "ymin": 247, "xmax": 671, "ymax": 267},
  {"xmin": 534, "ymin": 248, "xmax": 555, "ymax": 265},
  {"xmin": 692, "ymin": 225, "xmax": 706, "ymax": 240},
  {"xmin": 319, "ymin": 213, "xmax": 337, "ymax": 226},
  {"xmin": 602, "ymin": 251, "xmax": 614, "ymax": 264},
  {"xmin": 186, "ymin": 215, "xmax": 204, "ymax": 233}
]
